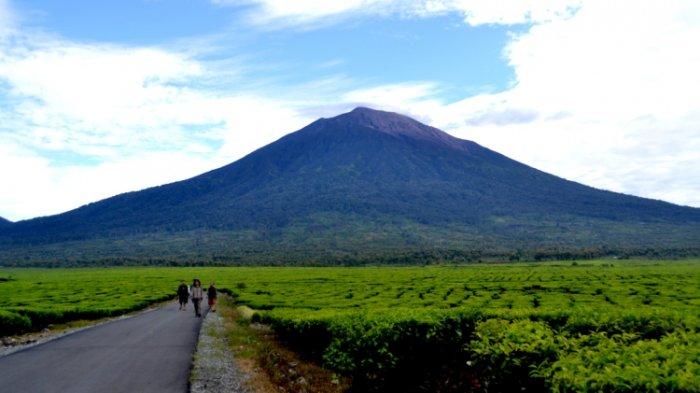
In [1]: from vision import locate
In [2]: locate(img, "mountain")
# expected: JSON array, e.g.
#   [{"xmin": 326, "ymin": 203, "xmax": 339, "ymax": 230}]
[
  {"xmin": 1, "ymin": 107, "xmax": 699, "ymax": 265},
  {"xmin": 0, "ymin": 217, "xmax": 11, "ymax": 228}
]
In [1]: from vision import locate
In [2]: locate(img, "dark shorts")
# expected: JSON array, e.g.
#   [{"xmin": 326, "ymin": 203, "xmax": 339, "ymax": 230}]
[{"xmin": 208, "ymin": 298, "xmax": 217, "ymax": 306}]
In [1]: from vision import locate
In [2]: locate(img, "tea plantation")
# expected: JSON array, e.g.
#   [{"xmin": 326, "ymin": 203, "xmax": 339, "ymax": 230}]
[{"xmin": 1, "ymin": 260, "xmax": 698, "ymax": 392}]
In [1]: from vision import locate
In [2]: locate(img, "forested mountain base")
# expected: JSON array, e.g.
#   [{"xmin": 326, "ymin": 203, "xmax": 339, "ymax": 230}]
[
  {"xmin": 1, "ymin": 245, "xmax": 697, "ymax": 267},
  {"xmin": 1, "ymin": 225, "xmax": 698, "ymax": 267}
]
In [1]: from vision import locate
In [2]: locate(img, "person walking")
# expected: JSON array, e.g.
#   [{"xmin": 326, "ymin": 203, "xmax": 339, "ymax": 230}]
[
  {"xmin": 177, "ymin": 281, "xmax": 189, "ymax": 311},
  {"xmin": 191, "ymin": 278, "xmax": 204, "ymax": 317},
  {"xmin": 207, "ymin": 282, "xmax": 218, "ymax": 312}
]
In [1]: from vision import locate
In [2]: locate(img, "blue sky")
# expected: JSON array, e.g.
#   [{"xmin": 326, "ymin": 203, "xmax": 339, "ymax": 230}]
[
  {"xmin": 14, "ymin": 0, "xmax": 233, "ymax": 43},
  {"xmin": 15, "ymin": 0, "xmax": 515, "ymax": 91},
  {"xmin": 0, "ymin": 0, "xmax": 698, "ymax": 220}
]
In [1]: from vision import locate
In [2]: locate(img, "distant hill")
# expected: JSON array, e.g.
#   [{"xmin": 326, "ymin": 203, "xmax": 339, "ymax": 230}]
[
  {"xmin": 0, "ymin": 217, "xmax": 11, "ymax": 228},
  {"xmin": 1, "ymin": 107, "xmax": 698, "ymax": 266}
]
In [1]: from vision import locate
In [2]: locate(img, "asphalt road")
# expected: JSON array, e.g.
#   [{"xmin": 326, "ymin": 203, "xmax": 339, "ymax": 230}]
[{"xmin": 0, "ymin": 302, "xmax": 204, "ymax": 393}]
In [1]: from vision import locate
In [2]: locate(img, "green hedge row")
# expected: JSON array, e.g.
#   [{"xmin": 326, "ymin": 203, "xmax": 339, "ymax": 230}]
[
  {"xmin": 259, "ymin": 308, "xmax": 698, "ymax": 392},
  {"xmin": 0, "ymin": 294, "xmax": 175, "ymax": 336},
  {"xmin": 0, "ymin": 310, "xmax": 32, "ymax": 336}
]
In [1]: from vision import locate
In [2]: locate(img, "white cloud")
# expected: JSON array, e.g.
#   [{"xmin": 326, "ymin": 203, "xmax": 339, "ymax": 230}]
[
  {"xmin": 359, "ymin": 1, "xmax": 700, "ymax": 207},
  {"xmin": 0, "ymin": 42, "xmax": 259, "ymax": 150},
  {"xmin": 210, "ymin": 96, "xmax": 311, "ymax": 160},
  {"xmin": 341, "ymin": 82, "xmax": 443, "ymax": 117},
  {"xmin": 0, "ymin": 28, "xmax": 316, "ymax": 220},
  {"xmin": 446, "ymin": 0, "xmax": 582, "ymax": 25},
  {"xmin": 219, "ymin": 0, "xmax": 582, "ymax": 27},
  {"xmin": 215, "ymin": 0, "xmax": 386, "ymax": 27},
  {"xmin": 0, "ymin": 141, "xmax": 220, "ymax": 220}
]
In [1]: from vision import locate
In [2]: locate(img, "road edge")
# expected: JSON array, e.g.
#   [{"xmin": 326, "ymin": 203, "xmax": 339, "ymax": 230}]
[{"xmin": 190, "ymin": 299, "xmax": 251, "ymax": 393}]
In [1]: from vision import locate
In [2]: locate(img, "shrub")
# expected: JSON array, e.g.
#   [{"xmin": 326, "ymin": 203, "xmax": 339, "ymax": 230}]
[
  {"xmin": 0, "ymin": 310, "xmax": 32, "ymax": 336},
  {"xmin": 471, "ymin": 319, "xmax": 559, "ymax": 391},
  {"xmin": 267, "ymin": 309, "xmax": 484, "ymax": 392},
  {"xmin": 544, "ymin": 332, "xmax": 700, "ymax": 392},
  {"xmin": 563, "ymin": 311, "xmax": 687, "ymax": 339}
]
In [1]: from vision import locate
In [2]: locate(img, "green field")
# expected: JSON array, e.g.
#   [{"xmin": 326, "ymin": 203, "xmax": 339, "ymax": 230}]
[{"xmin": 1, "ymin": 260, "xmax": 699, "ymax": 392}]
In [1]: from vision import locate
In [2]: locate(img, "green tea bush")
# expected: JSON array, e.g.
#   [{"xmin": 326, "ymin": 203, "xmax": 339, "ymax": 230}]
[
  {"xmin": 321, "ymin": 310, "xmax": 483, "ymax": 392},
  {"xmin": 262, "ymin": 309, "xmax": 476, "ymax": 390},
  {"xmin": 544, "ymin": 332, "xmax": 700, "ymax": 392},
  {"xmin": 471, "ymin": 319, "xmax": 559, "ymax": 392},
  {"xmin": 562, "ymin": 311, "xmax": 689, "ymax": 339},
  {"xmin": 264, "ymin": 309, "xmax": 698, "ymax": 392},
  {"xmin": 262, "ymin": 311, "xmax": 336, "ymax": 359},
  {"xmin": 0, "ymin": 310, "xmax": 31, "ymax": 336}
]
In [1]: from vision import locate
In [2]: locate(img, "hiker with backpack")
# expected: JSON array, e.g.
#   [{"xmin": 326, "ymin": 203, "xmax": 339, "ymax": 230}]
[
  {"xmin": 191, "ymin": 278, "xmax": 204, "ymax": 317},
  {"xmin": 177, "ymin": 281, "xmax": 189, "ymax": 310}
]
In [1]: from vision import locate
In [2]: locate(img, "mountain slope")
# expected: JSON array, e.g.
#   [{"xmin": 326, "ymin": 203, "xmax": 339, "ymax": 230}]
[
  {"xmin": 1, "ymin": 107, "xmax": 698, "ymax": 265},
  {"xmin": 0, "ymin": 217, "xmax": 11, "ymax": 228}
]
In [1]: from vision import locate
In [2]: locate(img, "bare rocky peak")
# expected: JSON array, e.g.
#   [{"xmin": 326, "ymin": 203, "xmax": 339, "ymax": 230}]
[{"xmin": 320, "ymin": 107, "xmax": 468, "ymax": 151}]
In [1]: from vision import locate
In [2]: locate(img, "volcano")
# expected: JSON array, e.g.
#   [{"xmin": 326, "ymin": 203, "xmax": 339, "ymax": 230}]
[{"xmin": 1, "ymin": 107, "xmax": 698, "ymax": 265}]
